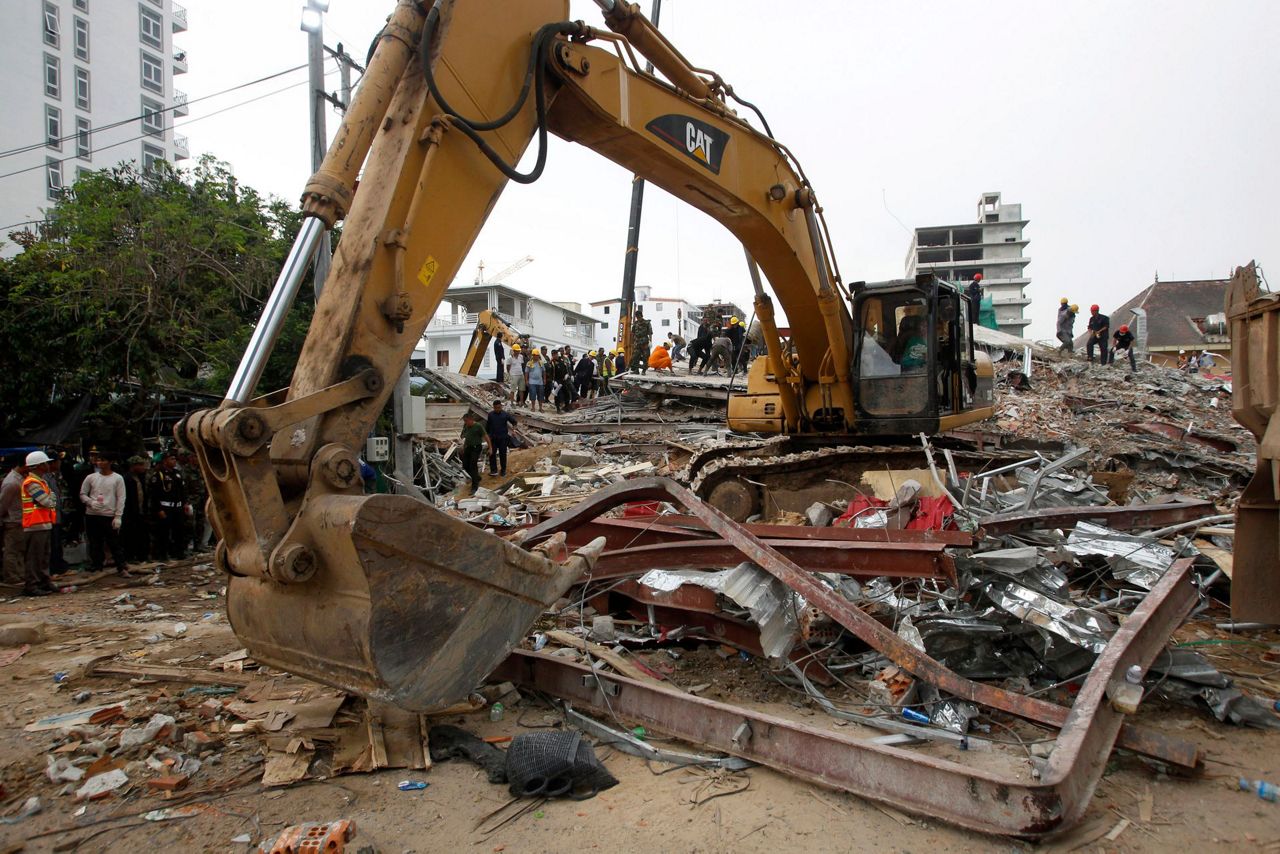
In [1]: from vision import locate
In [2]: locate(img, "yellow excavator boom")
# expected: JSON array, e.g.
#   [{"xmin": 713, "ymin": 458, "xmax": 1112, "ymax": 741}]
[{"xmin": 459, "ymin": 309, "xmax": 525, "ymax": 376}]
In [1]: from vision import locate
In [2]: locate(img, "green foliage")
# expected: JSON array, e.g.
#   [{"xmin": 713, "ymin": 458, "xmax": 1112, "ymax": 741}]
[{"xmin": 0, "ymin": 155, "xmax": 316, "ymax": 441}]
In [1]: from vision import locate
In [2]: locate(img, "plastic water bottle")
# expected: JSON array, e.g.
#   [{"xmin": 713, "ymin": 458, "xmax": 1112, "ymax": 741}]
[
  {"xmin": 489, "ymin": 702, "xmax": 504, "ymax": 722},
  {"xmin": 1238, "ymin": 778, "xmax": 1278, "ymax": 802}
]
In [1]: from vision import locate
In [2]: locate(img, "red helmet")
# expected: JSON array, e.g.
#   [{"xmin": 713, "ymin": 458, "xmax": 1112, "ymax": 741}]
[
  {"xmin": 973, "ymin": 273, "xmax": 983, "ymax": 282},
  {"xmin": 1118, "ymin": 324, "xmax": 1129, "ymax": 333},
  {"xmin": 1090, "ymin": 304, "xmax": 1100, "ymax": 312}
]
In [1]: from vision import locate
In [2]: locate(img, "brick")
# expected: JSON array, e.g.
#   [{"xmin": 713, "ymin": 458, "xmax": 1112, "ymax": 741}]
[
  {"xmin": 0, "ymin": 622, "xmax": 46, "ymax": 646},
  {"xmin": 146, "ymin": 774, "xmax": 188, "ymax": 792}
]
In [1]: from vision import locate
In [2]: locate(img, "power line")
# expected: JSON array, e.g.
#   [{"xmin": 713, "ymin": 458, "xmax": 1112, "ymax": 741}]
[
  {"xmin": 0, "ymin": 69, "xmax": 339, "ymax": 185},
  {"xmin": 0, "ymin": 63, "xmax": 309, "ymax": 161}
]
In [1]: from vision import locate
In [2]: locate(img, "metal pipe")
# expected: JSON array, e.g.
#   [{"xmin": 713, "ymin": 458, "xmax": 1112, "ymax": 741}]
[
  {"xmin": 224, "ymin": 217, "xmax": 326, "ymax": 404},
  {"xmin": 1145, "ymin": 513, "xmax": 1234, "ymax": 539}
]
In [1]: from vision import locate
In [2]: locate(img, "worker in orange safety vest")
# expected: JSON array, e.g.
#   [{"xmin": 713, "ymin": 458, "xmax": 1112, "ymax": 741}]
[{"xmin": 19, "ymin": 450, "xmax": 58, "ymax": 596}]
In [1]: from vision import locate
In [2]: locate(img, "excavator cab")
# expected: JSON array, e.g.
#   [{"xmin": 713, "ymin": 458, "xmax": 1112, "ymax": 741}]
[{"xmin": 850, "ymin": 275, "xmax": 994, "ymax": 436}]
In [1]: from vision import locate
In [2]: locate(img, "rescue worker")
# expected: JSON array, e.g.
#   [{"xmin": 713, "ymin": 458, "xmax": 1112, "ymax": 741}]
[
  {"xmin": 687, "ymin": 328, "xmax": 713, "ymax": 374},
  {"xmin": 122, "ymin": 455, "xmax": 150, "ymax": 562},
  {"xmin": 1, "ymin": 454, "xmax": 31, "ymax": 590},
  {"xmin": 613, "ymin": 348, "xmax": 627, "ymax": 379},
  {"xmin": 19, "ymin": 451, "xmax": 59, "ymax": 596},
  {"xmin": 80, "ymin": 453, "xmax": 129, "ymax": 577},
  {"xmin": 485, "ymin": 399, "xmax": 517, "ymax": 477},
  {"xmin": 1055, "ymin": 298, "xmax": 1076, "ymax": 355},
  {"xmin": 631, "ymin": 307, "xmax": 652, "ymax": 374},
  {"xmin": 1176, "ymin": 349, "xmax": 1191, "ymax": 372},
  {"xmin": 147, "ymin": 451, "xmax": 190, "ymax": 561},
  {"xmin": 45, "ymin": 455, "xmax": 68, "ymax": 573},
  {"xmin": 725, "ymin": 316, "xmax": 745, "ymax": 367},
  {"xmin": 599, "ymin": 349, "xmax": 615, "ymax": 395},
  {"xmin": 669, "ymin": 331, "xmax": 687, "ymax": 362},
  {"xmin": 1085, "ymin": 305, "xmax": 1110, "ymax": 364},
  {"xmin": 493, "ymin": 338, "xmax": 505, "ymax": 383},
  {"xmin": 525, "ymin": 352, "xmax": 546, "ymax": 413},
  {"xmin": 648, "ymin": 342, "xmax": 674, "ymax": 373},
  {"xmin": 1110, "ymin": 324, "xmax": 1137, "ymax": 372},
  {"xmin": 966, "ymin": 274, "xmax": 984, "ymax": 321},
  {"xmin": 701, "ymin": 333, "xmax": 732, "ymax": 376},
  {"xmin": 551, "ymin": 350, "xmax": 572, "ymax": 412},
  {"xmin": 1198, "ymin": 350, "xmax": 1216, "ymax": 372},
  {"xmin": 505, "ymin": 344, "xmax": 524, "ymax": 402},
  {"xmin": 459, "ymin": 412, "xmax": 490, "ymax": 495}
]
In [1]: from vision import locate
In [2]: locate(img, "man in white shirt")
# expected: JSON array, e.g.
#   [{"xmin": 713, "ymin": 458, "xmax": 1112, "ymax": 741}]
[{"xmin": 79, "ymin": 454, "xmax": 130, "ymax": 578}]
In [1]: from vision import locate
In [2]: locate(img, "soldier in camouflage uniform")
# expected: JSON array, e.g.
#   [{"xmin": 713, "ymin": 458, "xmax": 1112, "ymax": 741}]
[
  {"xmin": 179, "ymin": 452, "xmax": 210, "ymax": 552},
  {"xmin": 630, "ymin": 307, "xmax": 652, "ymax": 374}
]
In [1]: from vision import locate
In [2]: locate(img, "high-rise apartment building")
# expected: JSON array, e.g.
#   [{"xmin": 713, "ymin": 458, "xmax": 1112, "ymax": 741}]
[
  {"xmin": 905, "ymin": 192, "xmax": 1031, "ymax": 335},
  {"xmin": 0, "ymin": 0, "xmax": 189, "ymax": 252}
]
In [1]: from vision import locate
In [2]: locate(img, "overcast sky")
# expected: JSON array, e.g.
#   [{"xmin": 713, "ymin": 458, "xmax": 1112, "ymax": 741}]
[{"xmin": 179, "ymin": 0, "xmax": 1278, "ymax": 340}]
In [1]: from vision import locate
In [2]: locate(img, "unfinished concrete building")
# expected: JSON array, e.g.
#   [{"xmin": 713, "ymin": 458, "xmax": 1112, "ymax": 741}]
[{"xmin": 905, "ymin": 192, "xmax": 1031, "ymax": 336}]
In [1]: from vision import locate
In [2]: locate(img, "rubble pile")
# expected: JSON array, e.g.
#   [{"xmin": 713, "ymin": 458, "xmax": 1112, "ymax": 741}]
[{"xmin": 992, "ymin": 358, "xmax": 1251, "ymax": 503}]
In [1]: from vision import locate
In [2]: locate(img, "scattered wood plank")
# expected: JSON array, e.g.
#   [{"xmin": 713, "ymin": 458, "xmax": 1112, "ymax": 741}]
[
  {"xmin": 88, "ymin": 661, "xmax": 255, "ymax": 687},
  {"xmin": 543, "ymin": 630, "xmax": 674, "ymax": 688}
]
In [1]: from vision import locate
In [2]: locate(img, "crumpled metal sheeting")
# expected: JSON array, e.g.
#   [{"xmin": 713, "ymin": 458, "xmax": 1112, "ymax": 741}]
[
  {"xmin": 979, "ymin": 580, "xmax": 1116, "ymax": 654},
  {"xmin": 913, "ymin": 614, "xmax": 1042, "ymax": 680},
  {"xmin": 1154, "ymin": 680, "xmax": 1280, "ymax": 729},
  {"xmin": 637, "ymin": 562, "xmax": 804, "ymax": 661},
  {"xmin": 1065, "ymin": 521, "xmax": 1196, "ymax": 590}
]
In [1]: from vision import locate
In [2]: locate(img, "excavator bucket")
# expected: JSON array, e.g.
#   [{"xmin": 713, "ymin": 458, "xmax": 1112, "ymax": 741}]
[{"xmin": 225, "ymin": 493, "xmax": 594, "ymax": 711}]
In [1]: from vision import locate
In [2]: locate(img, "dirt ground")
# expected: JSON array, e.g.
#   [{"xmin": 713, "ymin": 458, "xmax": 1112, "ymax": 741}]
[{"xmin": 1, "ymin": 562, "xmax": 1277, "ymax": 854}]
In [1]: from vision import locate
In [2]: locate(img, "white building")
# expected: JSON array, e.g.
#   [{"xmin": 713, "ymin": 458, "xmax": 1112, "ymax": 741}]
[
  {"xmin": 414, "ymin": 283, "xmax": 599, "ymax": 379},
  {"xmin": 0, "ymin": 0, "xmax": 189, "ymax": 254},
  {"xmin": 588, "ymin": 286, "xmax": 702, "ymax": 352},
  {"xmin": 905, "ymin": 192, "xmax": 1031, "ymax": 335}
]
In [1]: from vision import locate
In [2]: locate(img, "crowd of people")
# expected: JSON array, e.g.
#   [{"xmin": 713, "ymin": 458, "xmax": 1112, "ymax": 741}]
[{"xmin": 0, "ymin": 447, "xmax": 208, "ymax": 596}]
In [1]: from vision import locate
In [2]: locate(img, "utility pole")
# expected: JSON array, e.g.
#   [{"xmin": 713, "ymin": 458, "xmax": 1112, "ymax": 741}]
[
  {"xmin": 300, "ymin": 0, "xmax": 331, "ymax": 296},
  {"xmin": 616, "ymin": 0, "xmax": 660, "ymax": 367}
]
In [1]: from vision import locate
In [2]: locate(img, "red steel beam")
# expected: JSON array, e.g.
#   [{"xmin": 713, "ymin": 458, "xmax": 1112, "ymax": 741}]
[
  {"xmin": 589, "ymin": 538, "xmax": 954, "ymax": 582},
  {"xmin": 636, "ymin": 514, "xmax": 976, "ymax": 546},
  {"xmin": 980, "ymin": 500, "xmax": 1216, "ymax": 536},
  {"xmin": 523, "ymin": 478, "xmax": 1202, "ymax": 772},
  {"xmin": 496, "ymin": 551, "xmax": 1197, "ymax": 836}
]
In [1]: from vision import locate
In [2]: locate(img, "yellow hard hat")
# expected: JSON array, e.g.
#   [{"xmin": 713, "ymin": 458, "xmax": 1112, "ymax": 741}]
[
  {"xmin": 1060, "ymin": 297, "xmax": 1069, "ymax": 304},
  {"xmin": 589, "ymin": 350, "xmax": 596, "ymax": 356},
  {"xmin": 616, "ymin": 349, "xmax": 624, "ymax": 356},
  {"xmin": 729, "ymin": 316, "xmax": 740, "ymax": 325},
  {"xmin": 512, "ymin": 344, "xmax": 521, "ymax": 351},
  {"xmin": 1069, "ymin": 304, "xmax": 1079, "ymax": 312}
]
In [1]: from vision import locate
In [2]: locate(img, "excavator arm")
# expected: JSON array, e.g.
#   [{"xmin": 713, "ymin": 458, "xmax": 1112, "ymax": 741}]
[
  {"xmin": 182, "ymin": 0, "xmax": 987, "ymax": 710},
  {"xmin": 459, "ymin": 309, "xmax": 526, "ymax": 376}
]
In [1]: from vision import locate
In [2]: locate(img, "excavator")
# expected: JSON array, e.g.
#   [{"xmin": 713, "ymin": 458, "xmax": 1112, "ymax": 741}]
[
  {"xmin": 181, "ymin": 0, "xmax": 996, "ymax": 710},
  {"xmin": 458, "ymin": 309, "xmax": 529, "ymax": 376}
]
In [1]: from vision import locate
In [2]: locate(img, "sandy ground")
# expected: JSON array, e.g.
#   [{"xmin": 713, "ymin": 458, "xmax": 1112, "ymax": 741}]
[{"xmin": 0, "ymin": 562, "xmax": 1277, "ymax": 854}]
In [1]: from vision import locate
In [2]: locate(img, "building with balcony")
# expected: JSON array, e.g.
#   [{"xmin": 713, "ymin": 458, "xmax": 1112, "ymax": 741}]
[
  {"xmin": 905, "ymin": 192, "xmax": 1031, "ymax": 335},
  {"xmin": 0, "ymin": 0, "xmax": 189, "ymax": 255},
  {"xmin": 588, "ymin": 286, "xmax": 705, "ymax": 352},
  {"xmin": 414, "ymin": 282, "xmax": 599, "ymax": 379}
]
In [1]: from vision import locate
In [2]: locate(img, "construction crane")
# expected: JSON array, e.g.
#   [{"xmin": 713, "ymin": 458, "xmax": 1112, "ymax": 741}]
[{"xmin": 474, "ymin": 255, "xmax": 534, "ymax": 285}]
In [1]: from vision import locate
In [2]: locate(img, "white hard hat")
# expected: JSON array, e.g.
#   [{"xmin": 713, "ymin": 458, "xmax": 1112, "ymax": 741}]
[{"xmin": 25, "ymin": 451, "xmax": 53, "ymax": 466}]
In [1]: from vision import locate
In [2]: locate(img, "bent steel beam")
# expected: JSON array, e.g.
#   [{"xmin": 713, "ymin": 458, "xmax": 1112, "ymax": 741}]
[
  {"xmin": 523, "ymin": 478, "xmax": 1202, "ymax": 772},
  {"xmin": 495, "ymin": 551, "xmax": 1198, "ymax": 836}
]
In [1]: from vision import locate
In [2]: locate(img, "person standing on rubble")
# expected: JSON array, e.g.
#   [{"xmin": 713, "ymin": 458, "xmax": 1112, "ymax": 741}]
[
  {"xmin": 1, "ymin": 454, "xmax": 31, "ymax": 591},
  {"xmin": 147, "ymin": 452, "xmax": 190, "ymax": 561},
  {"xmin": 631, "ymin": 307, "xmax": 652, "ymax": 374},
  {"xmin": 485, "ymin": 399, "xmax": 517, "ymax": 477},
  {"xmin": 179, "ymin": 451, "xmax": 209, "ymax": 552},
  {"xmin": 505, "ymin": 345, "xmax": 523, "ymax": 401},
  {"xmin": 1198, "ymin": 350, "xmax": 1216, "ymax": 373},
  {"xmin": 122, "ymin": 455, "xmax": 150, "ymax": 562},
  {"xmin": 18, "ymin": 451, "xmax": 59, "ymax": 596},
  {"xmin": 525, "ymin": 352, "xmax": 546, "ymax": 413},
  {"xmin": 79, "ymin": 453, "xmax": 129, "ymax": 578},
  {"xmin": 574, "ymin": 350, "xmax": 595, "ymax": 399},
  {"xmin": 725, "ymin": 316, "xmax": 745, "ymax": 368},
  {"xmin": 1085, "ymin": 305, "xmax": 1110, "ymax": 364},
  {"xmin": 613, "ymin": 348, "xmax": 627, "ymax": 379},
  {"xmin": 1110, "ymin": 324, "xmax": 1137, "ymax": 372},
  {"xmin": 493, "ymin": 338, "xmax": 505, "ymax": 384},
  {"xmin": 459, "ymin": 412, "xmax": 490, "ymax": 495},
  {"xmin": 599, "ymin": 349, "xmax": 615, "ymax": 395},
  {"xmin": 1056, "ymin": 298, "xmax": 1077, "ymax": 355}
]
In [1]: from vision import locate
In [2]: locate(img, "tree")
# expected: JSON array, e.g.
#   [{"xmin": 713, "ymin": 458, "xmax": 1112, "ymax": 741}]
[{"xmin": 0, "ymin": 155, "xmax": 316, "ymax": 445}]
